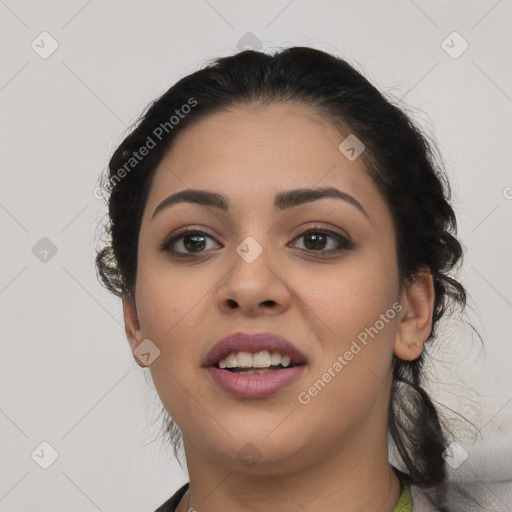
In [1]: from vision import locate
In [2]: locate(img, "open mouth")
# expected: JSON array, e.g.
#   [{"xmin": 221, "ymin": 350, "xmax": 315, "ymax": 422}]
[
  {"xmin": 215, "ymin": 350, "xmax": 304, "ymax": 375},
  {"xmin": 204, "ymin": 332, "xmax": 308, "ymax": 397}
]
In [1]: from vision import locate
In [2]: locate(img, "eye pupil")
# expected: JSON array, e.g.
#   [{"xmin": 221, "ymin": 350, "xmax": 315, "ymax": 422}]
[
  {"xmin": 184, "ymin": 235, "xmax": 206, "ymax": 252},
  {"xmin": 304, "ymin": 233, "xmax": 327, "ymax": 250}
]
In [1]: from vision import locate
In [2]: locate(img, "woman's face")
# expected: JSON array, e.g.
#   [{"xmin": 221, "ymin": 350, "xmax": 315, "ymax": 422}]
[{"xmin": 124, "ymin": 102, "xmax": 419, "ymax": 473}]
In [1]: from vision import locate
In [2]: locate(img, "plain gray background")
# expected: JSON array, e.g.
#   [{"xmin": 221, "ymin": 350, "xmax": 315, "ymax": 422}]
[{"xmin": 1, "ymin": 1, "xmax": 511, "ymax": 511}]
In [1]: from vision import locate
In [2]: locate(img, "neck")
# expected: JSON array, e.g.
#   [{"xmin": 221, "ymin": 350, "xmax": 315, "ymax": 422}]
[{"xmin": 179, "ymin": 428, "xmax": 401, "ymax": 512}]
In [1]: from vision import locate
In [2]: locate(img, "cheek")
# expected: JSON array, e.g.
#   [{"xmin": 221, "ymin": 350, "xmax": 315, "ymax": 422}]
[
  {"xmin": 295, "ymin": 251, "xmax": 399, "ymax": 413},
  {"xmin": 135, "ymin": 268, "xmax": 208, "ymax": 422},
  {"xmin": 296, "ymin": 252, "xmax": 399, "ymax": 341},
  {"xmin": 134, "ymin": 261, "xmax": 208, "ymax": 363},
  {"xmin": 296, "ymin": 265, "xmax": 398, "ymax": 430}
]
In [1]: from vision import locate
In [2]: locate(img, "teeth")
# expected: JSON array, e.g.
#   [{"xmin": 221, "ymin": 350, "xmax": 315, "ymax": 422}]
[
  {"xmin": 237, "ymin": 351, "xmax": 253, "ymax": 368},
  {"xmin": 253, "ymin": 351, "xmax": 271, "ymax": 367},
  {"xmin": 218, "ymin": 351, "xmax": 294, "ymax": 369},
  {"xmin": 270, "ymin": 352, "xmax": 281, "ymax": 366},
  {"xmin": 230, "ymin": 368, "xmax": 275, "ymax": 375},
  {"xmin": 223, "ymin": 353, "xmax": 238, "ymax": 369}
]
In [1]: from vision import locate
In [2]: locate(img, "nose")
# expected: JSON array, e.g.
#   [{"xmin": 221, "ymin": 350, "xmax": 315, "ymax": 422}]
[{"xmin": 214, "ymin": 241, "xmax": 292, "ymax": 318}]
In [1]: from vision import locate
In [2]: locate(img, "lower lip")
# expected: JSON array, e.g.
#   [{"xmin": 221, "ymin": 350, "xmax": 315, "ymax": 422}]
[{"xmin": 207, "ymin": 365, "xmax": 306, "ymax": 399}]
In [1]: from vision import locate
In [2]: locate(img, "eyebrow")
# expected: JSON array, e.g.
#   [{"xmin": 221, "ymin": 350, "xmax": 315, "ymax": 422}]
[{"xmin": 151, "ymin": 187, "xmax": 371, "ymax": 222}]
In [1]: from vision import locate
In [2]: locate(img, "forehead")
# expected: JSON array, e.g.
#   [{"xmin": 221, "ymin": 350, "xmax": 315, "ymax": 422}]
[{"xmin": 143, "ymin": 103, "xmax": 387, "ymax": 222}]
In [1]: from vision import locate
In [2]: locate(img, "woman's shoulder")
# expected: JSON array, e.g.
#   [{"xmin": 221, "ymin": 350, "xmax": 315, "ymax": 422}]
[
  {"xmin": 410, "ymin": 485, "xmax": 442, "ymax": 512},
  {"xmin": 393, "ymin": 466, "xmax": 440, "ymax": 512},
  {"xmin": 154, "ymin": 483, "xmax": 189, "ymax": 512}
]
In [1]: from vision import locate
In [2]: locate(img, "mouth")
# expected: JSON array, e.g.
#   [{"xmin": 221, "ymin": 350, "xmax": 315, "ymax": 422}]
[
  {"xmin": 204, "ymin": 332, "xmax": 307, "ymax": 398},
  {"xmin": 215, "ymin": 350, "xmax": 303, "ymax": 374}
]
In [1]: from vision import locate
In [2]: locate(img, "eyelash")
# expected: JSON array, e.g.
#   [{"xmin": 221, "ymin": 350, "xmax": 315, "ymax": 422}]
[{"xmin": 160, "ymin": 225, "xmax": 352, "ymax": 259}]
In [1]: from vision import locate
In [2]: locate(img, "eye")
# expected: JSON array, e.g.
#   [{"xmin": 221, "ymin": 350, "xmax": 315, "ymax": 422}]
[
  {"xmin": 161, "ymin": 227, "xmax": 221, "ymax": 258},
  {"xmin": 289, "ymin": 228, "xmax": 352, "ymax": 254},
  {"xmin": 161, "ymin": 226, "xmax": 352, "ymax": 259}
]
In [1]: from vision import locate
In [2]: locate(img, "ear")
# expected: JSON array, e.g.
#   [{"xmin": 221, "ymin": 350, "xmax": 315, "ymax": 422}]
[
  {"xmin": 122, "ymin": 293, "xmax": 145, "ymax": 368},
  {"xmin": 394, "ymin": 267, "xmax": 435, "ymax": 361}
]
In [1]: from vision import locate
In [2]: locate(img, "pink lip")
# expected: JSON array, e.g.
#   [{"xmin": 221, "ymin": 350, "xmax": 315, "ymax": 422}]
[
  {"xmin": 204, "ymin": 331, "xmax": 307, "ymax": 367},
  {"xmin": 207, "ymin": 365, "xmax": 306, "ymax": 399},
  {"xmin": 204, "ymin": 332, "xmax": 308, "ymax": 399}
]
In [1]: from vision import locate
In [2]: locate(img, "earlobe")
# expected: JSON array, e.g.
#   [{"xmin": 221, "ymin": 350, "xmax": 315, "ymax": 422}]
[
  {"xmin": 394, "ymin": 268, "xmax": 435, "ymax": 361},
  {"xmin": 121, "ymin": 293, "xmax": 146, "ymax": 368}
]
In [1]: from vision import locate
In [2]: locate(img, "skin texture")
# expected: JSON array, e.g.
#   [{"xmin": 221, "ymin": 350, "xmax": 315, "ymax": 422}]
[{"xmin": 122, "ymin": 103, "xmax": 435, "ymax": 512}]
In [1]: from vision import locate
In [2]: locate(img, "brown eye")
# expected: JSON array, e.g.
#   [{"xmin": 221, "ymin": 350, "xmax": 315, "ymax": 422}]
[
  {"xmin": 182, "ymin": 234, "xmax": 207, "ymax": 252},
  {"xmin": 290, "ymin": 229, "xmax": 352, "ymax": 254},
  {"xmin": 303, "ymin": 232, "xmax": 329, "ymax": 250},
  {"xmin": 161, "ymin": 229, "xmax": 221, "ymax": 257}
]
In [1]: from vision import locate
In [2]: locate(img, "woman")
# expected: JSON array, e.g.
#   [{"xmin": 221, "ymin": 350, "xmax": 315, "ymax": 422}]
[{"xmin": 96, "ymin": 46, "xmax": 472, "ymax": 511}]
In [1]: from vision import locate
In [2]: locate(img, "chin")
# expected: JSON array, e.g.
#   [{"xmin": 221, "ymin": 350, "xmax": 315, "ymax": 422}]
[{"xmin": 199, "ymin": 424, "xmax": 308, "ymax": 471}]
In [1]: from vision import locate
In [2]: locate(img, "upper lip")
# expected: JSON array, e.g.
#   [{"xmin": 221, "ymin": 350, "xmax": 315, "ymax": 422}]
[{"xmin": 204, "ymin": 332, "xmax": 308, "ymax": 368}]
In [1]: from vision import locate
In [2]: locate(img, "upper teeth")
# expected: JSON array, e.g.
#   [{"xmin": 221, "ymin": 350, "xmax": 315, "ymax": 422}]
[{"xmin": 218, "ymin": 351, "xmax": 292, "ymax": 369}]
